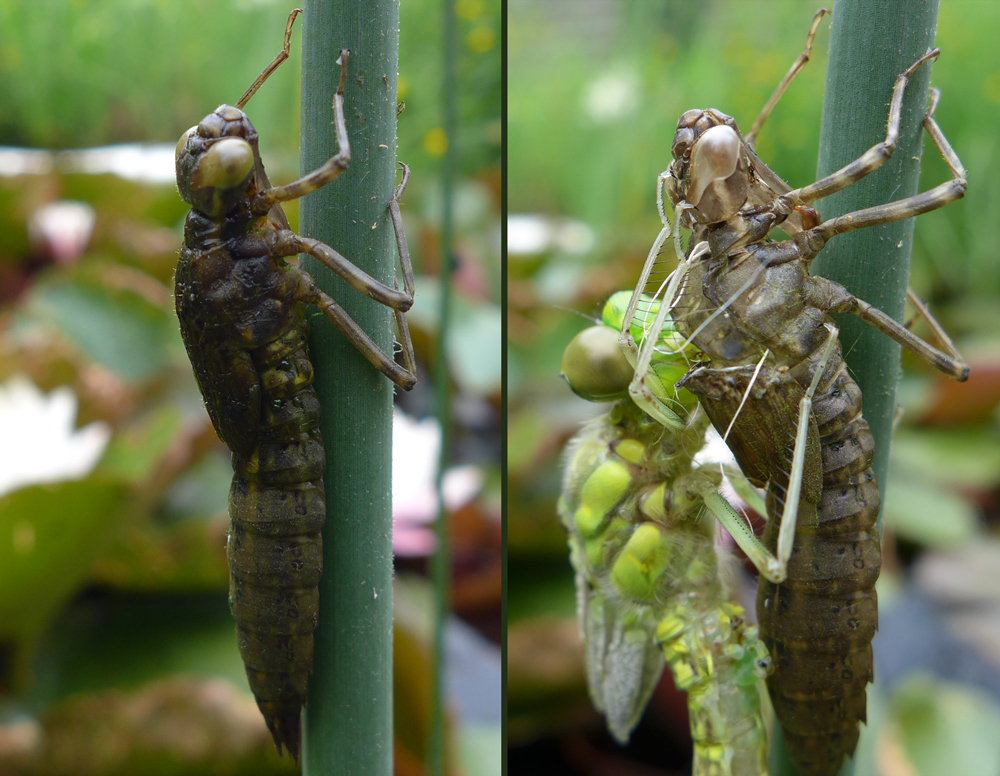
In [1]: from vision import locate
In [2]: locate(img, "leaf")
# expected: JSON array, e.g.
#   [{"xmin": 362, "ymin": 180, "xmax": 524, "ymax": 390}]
[
  {"xmin": 23, "ymin": 276, "xmax": 176, "ymax": 383},
  {"xmin": 447, "ymin": 300, "xmax": 502, "ymax": 397},
  {"xmin": 98, "ymin": 407, "xmax": 184, "ymax": 483},
  {"xmin": 458, "ymin": 722, "xmax": 502, "ymax": 776},
  {"xmin": 0, "ymin": 478, "xmax": 128, "ymax": 689},
  {"xmin": 408, "ymin": 275, "xmax": 502, "ymax": 397},
  {"xmin": 883, "ymin": 468, "xmax": 979, "ymax": 548},
  {"xmin": 7, "ymin": 678, "xmax": 296, "ymax": 776},
  {"xmin": 448, "ymin": 300, "xmax": 502, "ymax": 396},
  {"xmin": 891, "ymin": 426, "xmax": 1000, "ymax": 490},
  {"xmin": 891, "ymin": 673, "xmax": 1000, "ymax": 776}
]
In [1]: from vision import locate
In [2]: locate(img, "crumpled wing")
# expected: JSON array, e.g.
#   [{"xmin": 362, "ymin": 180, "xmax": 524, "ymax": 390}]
[{"xmin": 580, "ymin": 584, "xmax": 665, "ymax": 744}]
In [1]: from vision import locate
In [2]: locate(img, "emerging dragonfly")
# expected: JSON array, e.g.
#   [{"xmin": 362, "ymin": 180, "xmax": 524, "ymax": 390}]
[
  {"xmin": 619, "ymin": 11, "xmax": 968, "ymax": 776},
  {"xmin": 559, "ymin": 291, "xmax": 771, "ymax": 776},
  {"xmin": 174, "ymin": 10, "xmax": 416, "ymax": 758}
]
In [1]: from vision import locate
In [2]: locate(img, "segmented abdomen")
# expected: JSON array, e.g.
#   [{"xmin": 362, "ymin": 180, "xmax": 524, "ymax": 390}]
[
  {"xmin": 657, "ymin": 600, "xmax": 771, "ymax": 776},
  {"xmin": 560, "ymin": 402, "xmax": 770, "ymax": 776},
  {"xmin": 227, "ymin": 322, "xmax": 325, "ymax": 757},
  {"xmin": 756, "ymin": 360, "xmax": 880, "ymax": 776}
]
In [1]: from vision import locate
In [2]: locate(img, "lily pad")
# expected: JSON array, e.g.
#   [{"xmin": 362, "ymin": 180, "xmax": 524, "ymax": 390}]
[
  {"xmin": 0, "ymin": 478, "xmax": 128, "ymax": 689},
  {"xmin": 892, "ymin": 673, "xmax": 1000, "ymax": 776},
  {"xmin": 884, "ymin": 467, "xmax": 979, "ymax": 548},
  {"xmin": 22, "ymin": 277, "xmax": 176, "ymax": 383}
]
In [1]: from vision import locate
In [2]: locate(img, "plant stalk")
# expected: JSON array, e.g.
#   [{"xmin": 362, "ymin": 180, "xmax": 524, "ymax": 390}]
[
  {"xmin": 429, "ymin": 0, "xmax": 457, "ymax": 772},
  {"xmin": 299, "ymin": 1, "xmax": 400, "ymax": 773},
  {"xmin": 771, "ymin": 1, "xmax": 940, "ymax": 775}
]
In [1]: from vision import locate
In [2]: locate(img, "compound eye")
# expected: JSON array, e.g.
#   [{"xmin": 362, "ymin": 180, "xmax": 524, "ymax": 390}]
[
  {"xmin": 687, "ymin": 124, "xmax": 740, "ymax": 207},
  {"xmin": 561, "ymin": 325, "xmax": 633, "ymax": 402},
  {"xmin": 671, "ymin": 127, "xmax": 694, "ymax": 161},
  {"xmin": 197, "ymin": 112, "xmax": 226, "ymax": 138},
  {"xmin": 188, "ymin": 137, "xmax": 254, "ymax": 192},
  {"xmin": 175, "ymin": 126, "xmax": 197, "ymax": 163}
]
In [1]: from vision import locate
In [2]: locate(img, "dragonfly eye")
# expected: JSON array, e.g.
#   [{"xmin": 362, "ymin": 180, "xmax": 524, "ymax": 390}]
[
  {"xmin": 671, "ymin": 127, "xmax": 694, "ymax": 160},
  {"xmin": 189, "ymin": 137, "xmax": 255, "ymax": 193},
  {"xmin": 198, "ymin": 112, "xmax": 227, "ymax": 138},
  {"xmin": 561, "ymin": 325, "xmax": 633, "ymax": 403},
  {"xmin": 175, "ymin": 127, "xmax": 198, "ymax": 164},
  {"xmin": 688, "ymin": 125, "xmax": 740, "ymax": 207}
]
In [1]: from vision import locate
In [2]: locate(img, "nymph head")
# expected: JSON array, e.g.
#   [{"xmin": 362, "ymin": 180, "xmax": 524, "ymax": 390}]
[
  {"xmin": 666, "ymin": 109, "xmax": 749, "ymax": 226},
  {"xmin": 175, "ymin": 105, "xmax": 261, "ymax": 219}
]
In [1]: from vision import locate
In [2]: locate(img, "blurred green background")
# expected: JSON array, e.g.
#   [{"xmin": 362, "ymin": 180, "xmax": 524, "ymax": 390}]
[
  {"xmin": 508, "ymin": 2, "xmax": 1000, "ymax": 775},
  {"xmin": 0, "ymin": 0, "xmax": 500, "ymax": 774}
]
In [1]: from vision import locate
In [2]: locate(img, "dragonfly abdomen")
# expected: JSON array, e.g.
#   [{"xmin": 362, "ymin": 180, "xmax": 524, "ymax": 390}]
[
  {"xmin": 757, "ymin": 362, "xmax": 880, "ymax": 776},
  {"xmin": 659, "ymin": 603, "xmax": 770, "ymax": 776},
  {"xmin": 228, "ymin": 321, "xmax": 326, "ymax": 758}
]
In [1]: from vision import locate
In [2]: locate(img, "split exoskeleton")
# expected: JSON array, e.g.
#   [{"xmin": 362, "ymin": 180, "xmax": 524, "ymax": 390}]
[{"xmin": 618, "ymin": 10, "xmax": 968, "ymax": 776}]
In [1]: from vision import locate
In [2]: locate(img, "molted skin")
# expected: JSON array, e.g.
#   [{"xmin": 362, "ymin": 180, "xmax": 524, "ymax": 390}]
[
  {"xmin": 670, "ymin": 111, "xmax": 881, "ymax": 776},
  {"xmin": 175, "ymin": 105, "xmax": 323, "ymax": 760},
  {"xmin": 679, "ymin": 362, "xmax": 878, "ymax": 776}
]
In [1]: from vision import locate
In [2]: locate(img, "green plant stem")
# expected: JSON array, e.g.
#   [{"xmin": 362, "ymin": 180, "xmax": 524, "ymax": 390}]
[
  {"xmin": 428, "ymin": 0, "xmax": 457, "ymax": 773},
  {"xmin": 299, "ymin": 1, "xmax": 400, "ymax": 773},
  {"xmin": 813, "ymin": 0, "xmax": 940, "ymax": 527},
  {"xmin": 770, "ymin": 1, "xmax": 940, "ymax": 776}
]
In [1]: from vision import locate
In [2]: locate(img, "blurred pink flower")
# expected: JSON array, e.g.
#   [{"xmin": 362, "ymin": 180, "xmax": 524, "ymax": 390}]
[
  {"xmin": 28, "ymin": 201, "xmax": 96, "ymax": 265},
  {"xmin": 393, "ymin": 409, "xmax": 482, "ymax": 557}
]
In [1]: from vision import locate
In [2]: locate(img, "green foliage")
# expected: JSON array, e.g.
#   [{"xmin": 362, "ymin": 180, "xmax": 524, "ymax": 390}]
[
  {"xmin": 890, "ymin": 674, "xmax": 1000, "ymax": 776},
  {"xmin": 401, "ymin": 0, "xmax": 501, "ymax": 176},
  {"xmin": 21, "ymin": 273, "xmax": 180, "ymax": 382},
  {"xmin": 509, "ymin": 3, "xmax": 1000, "ymax": 774},
  {"xmin": 509, "ymin": 0, "xmax": 1000, "ymax": 302},
  {"xmin": 0, "ymin": 0, "xmax": 299, "ymax": 151},
  {"xmin": 0, "ymin": 0, "xmax": 500, "ymax": 768},
  {"xmin": 0, "ymin": 0, "xmax": 501, "ymax": 181},
  {"xmin": 98, "ymin": 407, "xmax": 185, "ymax": 483},
  {"xmin": 0, "ymin": 479, "xmax": 128, "ymax": 690}
]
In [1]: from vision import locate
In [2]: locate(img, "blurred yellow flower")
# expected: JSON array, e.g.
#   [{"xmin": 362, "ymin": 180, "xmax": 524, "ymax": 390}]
[
  {"xmin": 984, "ymin": 71, "xmax": 1000, "ymax": 103},
  {"xmin": 398, "ymin": 74, "xmax": 411, "ymax": 102},
  {"xmin": 423, "ymin": 128, "xmax": 449, "ymax": 157},
  {"xmin": 466, "ymin": 25, "xmax": 495, "ymax": 53},
  {"xmin": 455, "ymin": 0, "xmax": 483, "ymax": 21}
]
